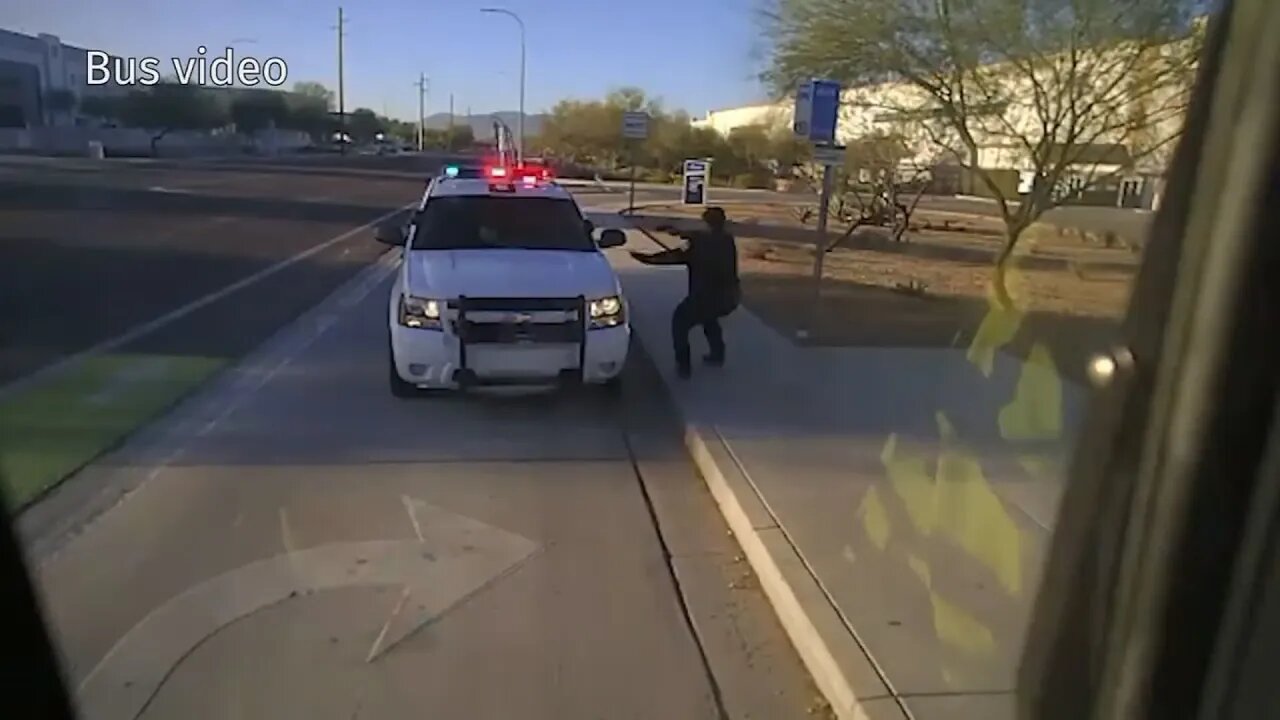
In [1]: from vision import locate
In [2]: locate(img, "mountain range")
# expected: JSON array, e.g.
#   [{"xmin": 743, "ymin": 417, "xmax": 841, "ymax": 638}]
[{"xmin": 419, "ymin": 111, "xmax": 548, "ymax": 138}]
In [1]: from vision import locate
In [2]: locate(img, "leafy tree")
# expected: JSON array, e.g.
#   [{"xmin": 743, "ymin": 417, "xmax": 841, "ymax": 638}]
[
  {"xmin": 292, "ymin": 81, "xmax": 335, "ymax": 111},
  {"xmin": 763, "ymin": 0, "xmax": 1205, "ymax": 305},
  {"xmin": 346, "ymin": 108, "xmax": 382, "ymax": 143},
  {"xmin": 79, "ymin": 95, "xmax": 123, "ymax": 121},
  {"xmin": 230, "ymin": 90, "xmax": 290, "ymax": 135},
  {"xmin": 725, "ymin": 125, "xmax": 777, "ymax": 179},
  {"xmin": 382, "ymin": 118, "xmax": 417, "ymax": 146},
  {"xmin": 447, "ymin": 124, "xmax": 475, "ymax": 151},
  {"xmin": 539, "ymin": 99, "xmax": 620, "ymax": 166},
  {"xmin": 605, "ymin": 87, "xmax": 658, "ymax": 114},
  {"xmin": 118, "ymin": 83, "xmax": 228, "ymax": 153},
  {"xmin": 533, "ymin": 87, "xmax": 819, "ymax": 186},
  {"xmin": 768, "ymin": 127, "xmax": 812, "ymax": 174},
  {"xmin": 280, "ymin": 92, "xmax": 332, "ymax": 140}
]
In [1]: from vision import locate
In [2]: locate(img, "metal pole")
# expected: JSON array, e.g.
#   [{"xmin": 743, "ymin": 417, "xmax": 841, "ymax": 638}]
[
  {"xmin": 628, "ymin": 142, "xmax": 637, "ymax": 214},
  {"xmin": 517, "ymin": 20, "xmax": 525, "ymax": 165},
  {"xmin": 481, "ymin": 8, "xmax": 525, "ymax": 165},
  {"xmin": 417, "ymin": 72, "xmax": 426, "ymax": 152},
  {"xmin": 805, "ymin": 162, "xmax": 835, "ymax": 339},
  {"xmin": 337, "ymin": 6, "xmax": 346, "ymax": 154}
]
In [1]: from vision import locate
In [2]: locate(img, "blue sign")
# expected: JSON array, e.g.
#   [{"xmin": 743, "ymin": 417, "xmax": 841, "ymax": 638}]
[{"xmin": 794, "ymin": 79, "xmax": 842, "ymax": 144}]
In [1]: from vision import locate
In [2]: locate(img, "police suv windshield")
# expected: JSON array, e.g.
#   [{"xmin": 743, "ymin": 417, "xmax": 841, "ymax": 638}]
[{"xmin": 411, "ymin": 196, "xmax": 596, "ymax": 252}]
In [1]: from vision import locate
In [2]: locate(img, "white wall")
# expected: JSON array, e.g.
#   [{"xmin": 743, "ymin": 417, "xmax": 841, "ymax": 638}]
[
  {"xmin": 693, "ymin": 103, "xmax": 793, "ymax": 135},
  {"xmin": 0, "ymin": 30, "xmax": 136, "ymax": 127},
  {"xmin": 0, "ymin": 126, "xmax": 312, "ymax": 156}
]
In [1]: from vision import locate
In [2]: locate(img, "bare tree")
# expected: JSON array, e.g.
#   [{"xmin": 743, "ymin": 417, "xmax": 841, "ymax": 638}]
[
  {"xmin": 844, "ymin": 132, "xmax": 932, "ymax": 244},
  {"xmin": 764, "ymin": 0, "xmax": 1205, "ymax": 306},
  {"xmin": 792, "ymin": 132, "xmax": 932, "ymax": 251}
]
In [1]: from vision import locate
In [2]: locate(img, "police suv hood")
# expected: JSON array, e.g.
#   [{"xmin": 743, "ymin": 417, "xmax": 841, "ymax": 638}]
[{"xmin": 405, "ymin": 249, "xmax": 622, "ymax": 300}]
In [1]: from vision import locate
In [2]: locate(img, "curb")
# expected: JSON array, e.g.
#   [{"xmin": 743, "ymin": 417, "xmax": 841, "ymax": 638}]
[
  {"xmin": 618, "ymin": 211, "xmax": 904, "ymax": 720},
  {"xmin": 683, "ymin": 426, "xmax": 886, "ymax": 720}
]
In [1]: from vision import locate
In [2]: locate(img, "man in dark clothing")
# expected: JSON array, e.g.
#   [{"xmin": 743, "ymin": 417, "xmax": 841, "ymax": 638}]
[{"xmin": 630, "ymin": 206, "xmax": 741, "ymax": 378}]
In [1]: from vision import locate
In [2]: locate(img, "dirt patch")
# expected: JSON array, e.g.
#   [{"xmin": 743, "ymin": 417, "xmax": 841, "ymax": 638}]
[{"xmin": 734, "ymin": 235, "xmax": 1135, "ymax": 384}]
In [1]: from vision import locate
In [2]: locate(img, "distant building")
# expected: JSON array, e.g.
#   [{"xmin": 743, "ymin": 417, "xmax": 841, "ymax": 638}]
[
  {"xmin": 0, "ymin": 28, "xmax": 129, "ymax": 128},
  {"xmin": 691, "ymin": 102, "xmax": 793, "ymax": 137},
  {"xmin": 690, "ymin": 25, "xmax": 1199, "ymax": 211}
]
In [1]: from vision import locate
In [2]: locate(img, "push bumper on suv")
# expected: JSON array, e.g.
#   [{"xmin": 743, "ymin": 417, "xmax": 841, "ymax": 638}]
[{"xmin": 390, "ymin": 295, "xmax": 630, "ymax": 389}]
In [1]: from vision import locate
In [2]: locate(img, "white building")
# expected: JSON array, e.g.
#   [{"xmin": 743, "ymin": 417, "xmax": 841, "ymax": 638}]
[
  {"xmin": 691, "ymin": 28, "xmax": 1199, "ymax": 210},
  {"xmin": 0, "ymin": 28, "xmax": 130, "ymax": 128}
]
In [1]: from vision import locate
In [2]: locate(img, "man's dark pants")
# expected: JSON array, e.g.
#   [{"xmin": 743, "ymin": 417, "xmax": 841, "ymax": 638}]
[{"xmin": 671, "ymin": 296, "xmax": 736, "ymax": 371}]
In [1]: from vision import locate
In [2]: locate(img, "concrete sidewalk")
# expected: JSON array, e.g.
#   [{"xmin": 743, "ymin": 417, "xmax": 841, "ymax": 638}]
[{"xmin": 607, "ymin": 224, "xmax": 1091, "ymax": 720}]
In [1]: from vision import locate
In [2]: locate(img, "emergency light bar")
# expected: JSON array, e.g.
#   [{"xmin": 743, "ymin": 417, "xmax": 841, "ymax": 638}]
[{"xmin": 482, "ymin": 163, "xmax": 553, "ymax": 191}]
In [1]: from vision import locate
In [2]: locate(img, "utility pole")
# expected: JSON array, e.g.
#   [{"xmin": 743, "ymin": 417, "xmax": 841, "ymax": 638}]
[
  {"xmin": 479, "ymin": 8, "xmax": 526, "ymax": 164},
  {"xmin": 336, "ymin": 6, "xmax": 346, "ymax": 154},
  {"xmin": 448, "ymin": 93, "xmax": 454, "ymax": 131},
  {"xmin": 415, "ymin": 72, "xmax": 428, "ymax": 151}
]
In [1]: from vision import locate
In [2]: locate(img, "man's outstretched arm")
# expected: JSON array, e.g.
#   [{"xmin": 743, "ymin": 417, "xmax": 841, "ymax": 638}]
[{"xmin": 630, "ymin": 247, "xmax": 687, "ymax": 265}]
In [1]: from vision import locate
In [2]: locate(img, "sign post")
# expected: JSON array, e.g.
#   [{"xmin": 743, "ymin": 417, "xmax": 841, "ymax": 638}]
[
  {"xmin": 793, "ymin": 79, "xmax": 843, "ymax": 339},
  {"xmin": 622, "ymin": 111, "xmax": 650, "ymax": 214},
  {"xmin": 681, "ymin": 159, "xmax": 710, "ymax": 206}
]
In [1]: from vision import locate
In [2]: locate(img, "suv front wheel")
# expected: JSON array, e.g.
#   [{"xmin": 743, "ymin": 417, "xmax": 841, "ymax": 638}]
[{"xmin": 388, "ymin": 345, "xmax": 418, "ymax": 398}]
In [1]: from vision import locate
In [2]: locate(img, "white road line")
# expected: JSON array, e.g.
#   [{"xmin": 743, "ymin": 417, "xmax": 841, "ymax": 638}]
[
  {"xmin": 366, "ymin": 586, "xmax": 412, "ymax": 663},
  {"xmin": 279, "ymin": 507, "xmax": 297, "ymax": 555},
  {"xmin": 0, "ymin": 202, "xmax": 415, "ymax": 402},
  {"xmin": 401, "ymin": 494, "xmax": 425, "ymax": 543}
]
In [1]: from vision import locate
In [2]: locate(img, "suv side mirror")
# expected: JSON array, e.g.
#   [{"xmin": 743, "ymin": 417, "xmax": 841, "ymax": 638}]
[
  {"xmin": 374, "ymin": 221, "xmax": 406, "ymax": 246},
  {"xmin": 597, "ymin": 228, "xmax": 626, "ymax": 249},
  {"xmin": 583, "ymin": 218, "xmax": 596, "ymax": 235}
]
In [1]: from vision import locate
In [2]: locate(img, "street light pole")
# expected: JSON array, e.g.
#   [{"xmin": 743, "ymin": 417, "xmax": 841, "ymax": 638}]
[
  {"xmin": 415, "ymin": 72, "xmax": 427, "ymax": 152},
  {"xmin": 335, "ymin": 6, "xmax": 347, "ymax": 154},
  {"xmin": 480, "ymin": 7, "xmax": 525, "ymax": 165}
]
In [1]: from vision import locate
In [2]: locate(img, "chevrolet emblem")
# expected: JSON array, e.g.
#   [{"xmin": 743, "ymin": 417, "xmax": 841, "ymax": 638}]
[{"xmin": 508, "ymin": 312, "xmax": 534, "ymax": 323}]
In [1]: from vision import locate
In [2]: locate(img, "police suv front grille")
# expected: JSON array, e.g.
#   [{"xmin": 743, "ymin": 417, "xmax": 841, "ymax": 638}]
[
  {"xmin": 448, "ymin": 297, "xmax": 582, "ymax": 312},
  {"xmin": 452, "ymin": 296, "xmax": 587, "ymax": 346},
  {"xmin": 456, "ymin": 321, "xmax": 581, "ymax": 344}
]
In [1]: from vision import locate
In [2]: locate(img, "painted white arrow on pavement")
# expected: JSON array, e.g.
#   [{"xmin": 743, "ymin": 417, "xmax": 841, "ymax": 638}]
[{"xmin": 76, "ymin": 499, "xmax": 540, "ymax": 720}]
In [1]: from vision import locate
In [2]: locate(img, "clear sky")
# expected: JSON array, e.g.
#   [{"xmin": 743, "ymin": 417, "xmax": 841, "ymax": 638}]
[{"xmin": 2, "ymin": 0, "xmax": 775, "ymax": 120}]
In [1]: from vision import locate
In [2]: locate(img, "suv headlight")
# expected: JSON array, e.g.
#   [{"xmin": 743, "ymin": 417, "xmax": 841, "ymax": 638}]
[
  {"xmin": 588, "ymin": 295, "xmax": 625, "ymax": 329},
  {"xmin": 399, "ymin": 295, "xmax": 443, "ymax": 329}
]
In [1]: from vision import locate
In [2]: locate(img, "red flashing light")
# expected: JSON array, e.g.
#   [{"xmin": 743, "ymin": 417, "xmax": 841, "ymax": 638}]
[
  {"xmin": 513, "ymin": 163, "xmax": 554, "ymax": 182},
  {"xmin": 487, "ymin": 166, "xmax": 508, "ymax": 179}
]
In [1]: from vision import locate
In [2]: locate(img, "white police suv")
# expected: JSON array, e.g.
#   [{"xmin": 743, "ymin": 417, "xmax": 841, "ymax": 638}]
[{"xmin": 376, "ymin": 164, "xmax": 630, "ymax": 397}]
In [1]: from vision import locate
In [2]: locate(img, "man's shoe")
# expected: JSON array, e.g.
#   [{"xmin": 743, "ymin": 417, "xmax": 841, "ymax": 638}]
[{"xmin": 703, "ymin": 354, "xmax": 725, "ymax": 367}]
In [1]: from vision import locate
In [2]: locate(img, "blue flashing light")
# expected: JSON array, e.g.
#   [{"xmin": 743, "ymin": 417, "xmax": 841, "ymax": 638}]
[{"xmin": 444, "ymin": 165, "xmax": 460, "ymax": 178}]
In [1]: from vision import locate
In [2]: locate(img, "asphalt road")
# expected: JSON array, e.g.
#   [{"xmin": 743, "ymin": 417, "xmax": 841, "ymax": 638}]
[
  {"xmin": 0, "ymin": 155, "xmax": 447, "ymax": 386},
  {"xmin": 6, "ymin": 157, "xmax": 819, "ymax": 719}
]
